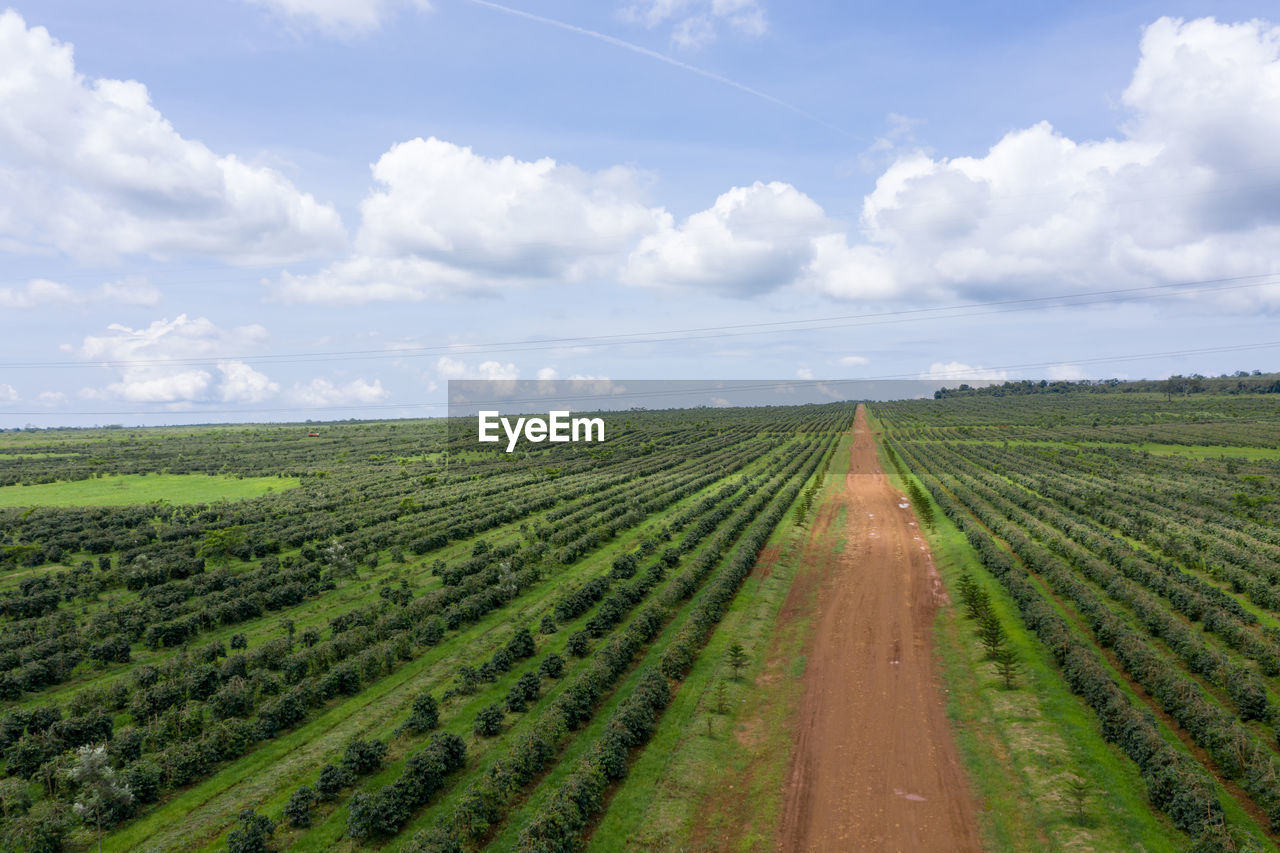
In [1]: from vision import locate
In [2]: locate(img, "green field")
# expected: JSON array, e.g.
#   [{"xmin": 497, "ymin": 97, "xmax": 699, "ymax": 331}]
[
  {"xmin": 0, "ymin": 404, "xmax": 846, "ymax": 852},
  {"xmin": 878, "ymin": 389, "xmax": 1280, "ymax": 850},
  {"xmin": 0, "ymin": 473, "xmax": 300, "ymax": 507},
  {"xmin": 3, "ymin": 390, "xmax": 1280, "ymax": 852}
]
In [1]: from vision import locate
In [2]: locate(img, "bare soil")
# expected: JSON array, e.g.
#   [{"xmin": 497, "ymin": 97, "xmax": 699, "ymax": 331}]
[{"xmin": 778, "ymin": 406, "xmax": 982, "ymax": 852}]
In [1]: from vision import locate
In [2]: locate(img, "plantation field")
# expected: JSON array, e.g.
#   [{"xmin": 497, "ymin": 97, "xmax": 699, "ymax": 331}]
[
  {"xmin": 0, "ymin": 474, "xmax": 301, "ymax": 508},
  {"xmin": 5, "ymin": 389, "xmax": 1280, "ymax": 853},
  {"xmin": 877, "ymin": 390, "xmax": 1280, "ymax": 851},
  {"xmin": 0, "ymin": 405, "xmax": 846, "ymax": 851}
]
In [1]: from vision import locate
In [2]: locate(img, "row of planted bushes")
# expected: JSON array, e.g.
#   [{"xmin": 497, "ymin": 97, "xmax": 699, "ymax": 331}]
[
  {"xmin": 891, "ymin": 439, "xmax": 1226, "ymax": 839},
  {"xmin": 516, "ymin": 436, "xmax": 837, "ymax": 851}
]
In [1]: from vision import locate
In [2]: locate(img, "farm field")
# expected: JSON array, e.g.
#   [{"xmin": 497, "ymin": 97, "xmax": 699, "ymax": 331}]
[
  {"xmin": 877, "ymin": 390, "xmax": 1280, "ymax": 852},
  {"xmin": 0, "ymin": 474, "xmax": 300, "ymax": 508},
  {"xmin": 0, "ymin": 404, "xmax": 847, "ymax": 851},
  {"xmin": 4, "ymin": 389, "xmax": 1280, "ymax": 852}
]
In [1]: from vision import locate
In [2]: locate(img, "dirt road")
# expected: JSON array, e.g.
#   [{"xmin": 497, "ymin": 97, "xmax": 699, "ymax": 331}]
[{"xmin": 779, "ymin": 405, "xmax": 981, "ymax": 852}]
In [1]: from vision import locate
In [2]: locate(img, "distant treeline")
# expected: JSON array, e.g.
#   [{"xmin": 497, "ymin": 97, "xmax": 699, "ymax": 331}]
[{"xmin": 935, "ymin": 371, "xmax": 1280, "ymax": 399}]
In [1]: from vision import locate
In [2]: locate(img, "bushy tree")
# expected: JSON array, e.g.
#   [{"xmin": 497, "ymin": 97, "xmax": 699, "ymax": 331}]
[
  {"xmin": 66, "ymin": 744, "xmax": 133, "ymax": 853},
  {"xmin": 566, "ymin": 630, "xmax": 590, "ymax": 657},
  {"xmin": 538, "ymin": 653, "xmax": 565, "ymax": 680},
  {"xmin": 977, "ymin": 609, "xmax": 1007, "ymax": 659},
  {"xmin": 473, "ymin": 705, "xmax": 503, "ymax": 738},
  {"xmin": 283, "ymin": 785, "xmax": 316, "ymax": 829},
  {"xmin": 403, "ymin": 692, "xmax": 439, "ymax": 735},
  {"xmin": 340, "ymin": 739, "xmax": 387, "ymax": 776},
  {"xmin": 315, "ymin": 763, "xmax": 352, "ymax": 800},
  {"xmin": 226, "ymin": 809, "xmax": 274, "ymax": 853}
]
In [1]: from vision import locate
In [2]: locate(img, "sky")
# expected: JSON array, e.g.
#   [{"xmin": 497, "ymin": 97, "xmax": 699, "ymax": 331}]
[{"xmin": 1, "ymin": 0, "xmax": 1279, "ymax": 426}]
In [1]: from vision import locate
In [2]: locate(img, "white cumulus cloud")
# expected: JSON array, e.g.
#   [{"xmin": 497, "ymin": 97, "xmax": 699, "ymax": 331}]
[
  {"xmin": 0, "ymin": 384, "xmax": 18, "ymax": 403},
  {"xmin": 623, "ymin": 181, "xmax": 834, "ymax": 296},
  {"xmin": 0, "ymin": 279, "xmax": 76, "ymax": 308},
  {"xmin": 0, "ymin": 10, "xmax": 345, "ymax": 263},
  {"xmin": 36, "ymin": 391, "xmax": 67, "ymax": 406},
  {"xmin": 837, "ymin": 355, "xmax": 870, "ymax": 367},
  {"xmin": 76, "ymin": 315, "xmax": 277, "ymax": 405},
  {"xmin": 276, "ymin": 16, "xmax": 1280, "ymax": 313},
  {"xmin": 287, "ymin": 377, "xmax": 388, "ymax": 406},
  {"xmin": 436, "ymin": 356, "xmax": 520, "ymax": 381},
  {"xmin": 1046, "ymin": 364, "xmax": 1088, "ymax": 381},
  {"xmin": 921, "ymin": 362, "xmax": 1010, "ymax": 382},
  {"xmin": 275, "ymin": 137, "xmax": 666, "ymax": 303},
  {"xmin": 218, "ymin": 362, "xmax": 280, "ymax": 403},
  {"xmin": 811, "ymin": 17, "xmax": 1280, "ymax": 308}
]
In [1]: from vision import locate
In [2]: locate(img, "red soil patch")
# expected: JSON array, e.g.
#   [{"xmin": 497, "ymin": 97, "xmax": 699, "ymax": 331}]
[
  {"xmin": 755, "ymin": 545, "xmax": 782, "ymax": 578},
  {"xmin": 778, "ymin": 406, "xmax": 982, "ymax": 852}
]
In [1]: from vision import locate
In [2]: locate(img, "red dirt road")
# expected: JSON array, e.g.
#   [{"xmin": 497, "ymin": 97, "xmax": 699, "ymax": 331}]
[{"xmin": 779, "ymin": 406, "xmax": 981, "ymax": 852}]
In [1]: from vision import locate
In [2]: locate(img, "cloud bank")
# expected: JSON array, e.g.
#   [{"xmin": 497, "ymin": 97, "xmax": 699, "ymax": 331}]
[
  {"xmin": 0, "ymin": 10, "xmax": 345, "ymax": 263},
  {"xmin": 274, "ymin": 16, "xmax": 1280, "ymax": 311}
]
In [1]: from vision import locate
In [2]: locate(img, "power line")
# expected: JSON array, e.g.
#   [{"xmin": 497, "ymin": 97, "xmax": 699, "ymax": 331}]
[
  {"xmin": 4, "ymin": 272, "xmax": 1277, "ymax": 370},
  {"xmin": 5, "ymin": 339, "xmax": 1278, "ymax": 417}
]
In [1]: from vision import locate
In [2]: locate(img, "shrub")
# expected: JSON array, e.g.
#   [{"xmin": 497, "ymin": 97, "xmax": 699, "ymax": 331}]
[{"xmin": 473, "ymin": 705, "xmax": 503, "ymax": 737}]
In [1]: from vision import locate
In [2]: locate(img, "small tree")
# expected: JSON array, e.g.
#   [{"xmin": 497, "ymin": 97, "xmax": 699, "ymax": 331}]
[
  {"xmin": 714, "ymin": 680, "xmax": 728, "ymax": 715},
  {"xmin": 227, "ymin": 808, "xmax": 274, "ymax": 853},
  {"xmin": 315, "ymin": 763, "xmax": 351, "ymax": 800},
  {"xmin": 726, "ymin": 642, "xmax": 748, "ymax": 680},
  {"xmin": 506, "ymin": 627, "xmax": 536, "ymax": 660},
  {"xmin": 199, "ymin": 527, "xmax": 247, "ymax": 566},
  {"xmin": 283, "ymin": 785, "xmax": 316, "ymax": 829},
  {"xmin": 992, "ymin": 645, "xmax": 1020, "ymax": 690},
  {"xmin": 340, "ymin": 740, "xmax": 387, "ymax": 776},
  {"xmin": 402, "ymin": 692, "xmax": 439, "ymax": 735},
  {"xmin": 977, "ymin": 610, "xmax": 1007, "ymax": 659},
  {"xmin": 961, "ymin": 578, "xmax": 991, "ymax": 622},
  {"xmin": 474, "ymin": 705, "xmax": 503, "ymax": 737},
  {"xmin": 538, "ymin": 653, "xmax": 565, "ymax": 680},
  {"xmin": 66, "ymin": 744, "xmax": 133, "ymax": 853},
  {"xmin": 1064, "ymin": 775, "xmax": 1090, "ymax": 824}
]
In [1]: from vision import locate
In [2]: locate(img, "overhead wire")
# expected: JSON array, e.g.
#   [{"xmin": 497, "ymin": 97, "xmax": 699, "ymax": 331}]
[{"xmin": 5, "ymin": 338, "xmax": 1278, "ymax": 418}]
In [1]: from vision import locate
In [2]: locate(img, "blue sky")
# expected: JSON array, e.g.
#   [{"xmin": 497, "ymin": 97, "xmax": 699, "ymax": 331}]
[{"xmin": 2, "ymin": 1, "xmax": 1279, "ymax": 425}]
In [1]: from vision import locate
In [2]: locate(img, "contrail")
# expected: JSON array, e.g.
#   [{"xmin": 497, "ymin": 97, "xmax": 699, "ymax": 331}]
[{"xmin": 464, "ymin": 0, "xmax": 855, "ymax": 140}]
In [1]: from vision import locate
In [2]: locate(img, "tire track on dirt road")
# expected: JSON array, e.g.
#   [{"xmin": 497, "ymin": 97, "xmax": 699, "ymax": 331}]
[{"xmin": 779, "ymin": 405, "xmax": 981, "ymax": 852}]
